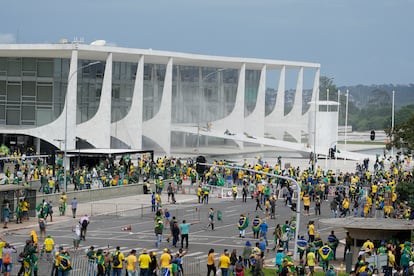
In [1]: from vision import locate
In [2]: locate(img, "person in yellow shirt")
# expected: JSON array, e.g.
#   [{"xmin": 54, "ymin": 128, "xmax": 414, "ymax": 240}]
[
  {"xmin": 30, "ymin": 230, "xmax": 38, "ymax": 247},
  {"xmin": 386, "ymin": 249, "xmax": 396, "ymax": 275},
  {"xmin": 48, "ymin": 177, "xmax": 55, "ymax": 194},
  {"xmin": 160, "ymin": 248, "xmax": 171, "ymax": 275},
  {"xmin": 362, "ymin": 239, "xmax": 375, "ymax": 254},
  {"xmin": 207, "ymin": 248, "xmax": 216, "ymax": 276},
  {"xmin": 42, "ymin": 234, "xmax": 55, "ymax": 260},
  {"xmin": 138, "ymin": 249, "xmax": 152, "ymax": 275},
  {"xmin": 0, "ymin": 237, "xmax": 6, "ymax": 262},
  {"xmin": 21, "ymin": 198, "xmax": 29, "ymax": 221},
  {"xmin": 112, "ymin": 246, "xmax": 125, "ymax": 275},
  {"xmin": 125, "ymin": 249, "xmax": 137, "ymax": 275},
  {"xmin": 302, "ymin": 194, "xmax": 311, "ymax": 216},
  {"xmin": 218, "ymin": 249, "xmax": 231, "ymax": 276},
  {"xmin": 308, "ymin": 221, "xmax": 315, "ymax": 242},
  {"xmin": 306, "ymin": 248, "xmax": 316, "ymax": 275},
  {"xmin": 340, "ymin": 197, "xmax": 350, "ymax": 217}
]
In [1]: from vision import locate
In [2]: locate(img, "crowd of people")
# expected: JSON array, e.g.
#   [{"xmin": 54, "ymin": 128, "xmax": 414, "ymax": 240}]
[{"xmin": 1, "ymin": 147, "xmax": 413, "ymax": 275}]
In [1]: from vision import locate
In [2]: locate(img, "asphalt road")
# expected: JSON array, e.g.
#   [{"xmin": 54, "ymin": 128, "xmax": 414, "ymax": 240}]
[{"xmin": 5, "ymin": 189, "xmax": 345, "ymax": 275}]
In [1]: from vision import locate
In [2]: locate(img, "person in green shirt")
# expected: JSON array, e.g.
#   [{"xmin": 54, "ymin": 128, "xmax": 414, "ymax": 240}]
[
  {"xmin": 86, "ymin": 246, "xmax": 96, "ymax": 276},
  {"xmin": 95, "ymin": 249, "xmax": 105, "ymax": 276}
]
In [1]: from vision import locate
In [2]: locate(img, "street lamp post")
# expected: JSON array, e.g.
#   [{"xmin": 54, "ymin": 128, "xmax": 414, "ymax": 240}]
[
  {"xmin": 63, "ymin": 61, "xmax": 100, "ymax": 192},
  {"xmin": 196, "ymin": 68, "xmax": 226, "ymax": 150},
  {"xmin": 344, "ymin": 89, "xmax": 349, "ymax": 162},
  {"xmin": 391, "ymin": 90, "xmax": 395, "ymax": 158}
]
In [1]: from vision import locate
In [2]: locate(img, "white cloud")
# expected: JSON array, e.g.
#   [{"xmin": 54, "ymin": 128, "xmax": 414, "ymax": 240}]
[{"xmin": 0, "ymin": 33, "xmax": 15, "ymax": 44}]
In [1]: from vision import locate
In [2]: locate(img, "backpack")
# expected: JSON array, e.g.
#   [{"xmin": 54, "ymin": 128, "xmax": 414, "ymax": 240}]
[
  {"xmin": 112, "ymin": 252, "xmax": 120, "ymax": 266},
  {"xmin": 82, "ymin": 219, "xmax": 88, "ymax": 228},
  {"xmin": 3, "ymin": 252, "xmax": 11, "ymax": 265}
]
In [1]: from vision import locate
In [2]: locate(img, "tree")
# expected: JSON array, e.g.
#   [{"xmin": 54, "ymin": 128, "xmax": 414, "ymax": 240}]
[
  {"xmin": 385, "ymin": 112, "xmax": 414, "ymax": 154},
  {"xmin": 396, "ymin": 180, "xmax": 414, "ymax": 209}
]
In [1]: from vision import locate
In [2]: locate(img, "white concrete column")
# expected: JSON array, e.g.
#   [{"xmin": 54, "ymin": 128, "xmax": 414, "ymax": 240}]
[
  {"xmin": 77, "ymin": 53, "xmax": 113, "ymax": 148},
  {"xmin": 66, "ymin": 50, "xmax": 79, "ymax": 150},
  {"xmin": 210, "ymin": 64, "xmax": 245, "ymax": 148},
  {"xmin": 265, "ymin": 66, "xmax": 285, "ymax": 139},
  {"xmin": 143, "ymin": 57, "xmax": 173, "ymax": 155},
  {"xmin": 113, "ymin": 55, "xmax": 144, "ymax": 149},
  {"xmin": 245, "ymin": 65, "xmax": 266, "ymax": 139}
]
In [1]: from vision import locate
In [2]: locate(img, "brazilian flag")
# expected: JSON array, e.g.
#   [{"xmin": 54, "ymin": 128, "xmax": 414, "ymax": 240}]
[
  {"xmin": 297, "ymin": 238, "xmax": 308, "ymax": 252},
  {"xmin": 318, "ymin": 245, "xmax": 333, "ymax": 261},
  {"xmin": 238, "ymin": 216, "xmax": 249, "ymax": 230},
  {"xmin": 252, "ymin": 217, "xmax": 262, "ymax": 233},
  {"xmin": 217, "ymin": 175, "xmax": 224, "ymax": 186}
]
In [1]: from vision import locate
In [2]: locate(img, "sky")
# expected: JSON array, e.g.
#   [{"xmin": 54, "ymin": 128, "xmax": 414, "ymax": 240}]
[{"xmin": 1, "ymin": 0, "xmax": 413, "ymax": 86}]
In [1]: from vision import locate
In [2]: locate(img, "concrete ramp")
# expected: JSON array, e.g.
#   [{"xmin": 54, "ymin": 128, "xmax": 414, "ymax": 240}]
[{"xmin": 172, "ymin": 125, "xmax": 376, "ymax": 161}]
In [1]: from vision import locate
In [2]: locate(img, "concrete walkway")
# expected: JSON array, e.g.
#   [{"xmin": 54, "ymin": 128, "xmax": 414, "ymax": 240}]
[{"xmin": 1, "ymin": 183, "xmax": 200, "ymax": 235}]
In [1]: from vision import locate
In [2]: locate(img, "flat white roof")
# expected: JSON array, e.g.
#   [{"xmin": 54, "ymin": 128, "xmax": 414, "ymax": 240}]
[{"xmin": 65, "ymin": 148, "xmax": 149, "ymax": 155}]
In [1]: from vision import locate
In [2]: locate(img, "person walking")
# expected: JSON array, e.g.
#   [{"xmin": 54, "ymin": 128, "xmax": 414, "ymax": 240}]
[
  {"xmin": 71, "ymin": 197, "xmax": 78, "ymax": 218},
  {"xmin": 327, "ymin": 231, "xmax": 339, "ymax": 261},
  {"xmin": 344, "ymin": 232, "xmax": 353, "ymax": 261},
  {"xmin": 218, "ymin": 249, "xmax": 231, "ymax": 276},
  {"xmin": 237, "ymin": 214, "xmax": 249, "ymax": 238},
  {"xmin": 72, "ymin": 224, "xmax": 81, "ymax": 251},
  {"xmin": 171, "ymin": 219, "xmax": 180, "ymax": 248},
  {"xmin": 207, "ymin": 248, "xmax": 216, "ymax": 276},
  {"xmin": 42, "ymin": 234, "xmax": 55, "ymax": 261},
  {"xmin": 2, "ymin": 243, "xmax": 17, "ymax": 276},
  {"xmin": 155, "ymin": 220, "xmax": 164, "ymax": 248},
  {"xmin": 255, "ymin": 196, "xmax": 263, "ymax": 211},
  {"xmin": 179, "ymin": 220, "xmax": 195, "ymax": 249},
  {"xmin": 3, "ymin": 202, "xmax": 10, "ymax": 229},
  {"xmin": 79, "ymin": 214, "xmax": 90, "ymax": 241},
  {"xmin": 259, "ymin": 220, "xmax": 269, "ymax": 246},
  {"xmin": 206, "ymin": 208, "xmax": 215, "ymax": 231},
  {"xmin": 38, "ymin": 218, "xmax": 46, "ymax": 240}
]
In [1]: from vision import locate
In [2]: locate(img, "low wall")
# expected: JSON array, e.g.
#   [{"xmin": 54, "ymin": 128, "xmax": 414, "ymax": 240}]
[{"xmin": 37, "ymin": 182, "xmax": 155, "ymax": 206}]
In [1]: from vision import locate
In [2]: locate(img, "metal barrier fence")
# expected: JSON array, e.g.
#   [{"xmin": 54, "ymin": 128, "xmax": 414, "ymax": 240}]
[
  {"xmin": 78, "ymin": 202, "xmax": 202, "ymax": 222},
  {"xmin": 68, "ymin": 251, "xmax": 208, "ymax": 276}
]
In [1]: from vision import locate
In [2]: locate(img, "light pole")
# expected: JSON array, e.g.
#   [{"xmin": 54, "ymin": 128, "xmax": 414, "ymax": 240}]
[
  {"xmin": 63, "ymin": 61, "xmax": 100, "ymax": 192},
  {"xmin": 391, "ymin": 90, "xmax": 395, "ymax": 158},
  {"xmin": 196, "ymin": 68, "xmax": 226, "ymax": 150},
  {"xmin": 344, "ymin": 89, "xmax": 349, "ymax": 162}
]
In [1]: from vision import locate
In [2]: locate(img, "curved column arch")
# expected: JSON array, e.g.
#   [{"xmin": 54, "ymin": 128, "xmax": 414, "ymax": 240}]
[
  {"xmin": 265, "ymin": 66, "xmax": 285, "ymax": 140},
  {"xmin": 282, "ymin": 67, "xmax": 304, "ymax": 142},
  {"xmin": 0, "ymin": 50, "xmax": 79, "ymax": 149},
  {"xmin": 77, "ymin": 53, "xmax": 113, "ymax": 148},
  {"xmin": 245, "ymin": 64, "xmax": 266, "ymax": 140},
  {"xmin": 111, "ymin": 55, "xmax": 144, "ymax": 149},
  {"xmin": 210, "ymin": 63, "xmax": 245, "ymax": 148},
  {"xmin": 142, "ymin": 57, "xmax": 173, "ymax": 155}
]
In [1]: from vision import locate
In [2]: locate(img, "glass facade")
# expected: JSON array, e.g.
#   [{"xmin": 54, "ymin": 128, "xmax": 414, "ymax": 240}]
[
  {"xmin": 171, "ymin": 66, "xmax": 238, "ymax": 124},
  {"xmin": 76, "ymin": 60, "xmax": 104, "ymax": 123},
  {"xmin": 143, "ymin": 64, "xmax": 165, "ymax": 121},
  {"xmin": 111, "ymin": 61, "xmax": 135, "ymax": 123},
  {"xmin": 0, "ymin": 57, "xmax": 69, "ymax": 126},
  {"xmin": 245, "ymin": 69, "xmax": 260, "ymax": 115}
]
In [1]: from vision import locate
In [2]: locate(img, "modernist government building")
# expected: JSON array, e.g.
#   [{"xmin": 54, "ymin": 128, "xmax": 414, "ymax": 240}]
[{"xmin": 0, "ymin": 42, "xmax": 338, "ymax": 157}]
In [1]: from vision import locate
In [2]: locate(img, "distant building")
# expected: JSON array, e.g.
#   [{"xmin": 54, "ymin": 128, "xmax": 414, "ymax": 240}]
[{"xmin": 0, "ymin": 43, "xmax": 330, "ymax": 156}]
